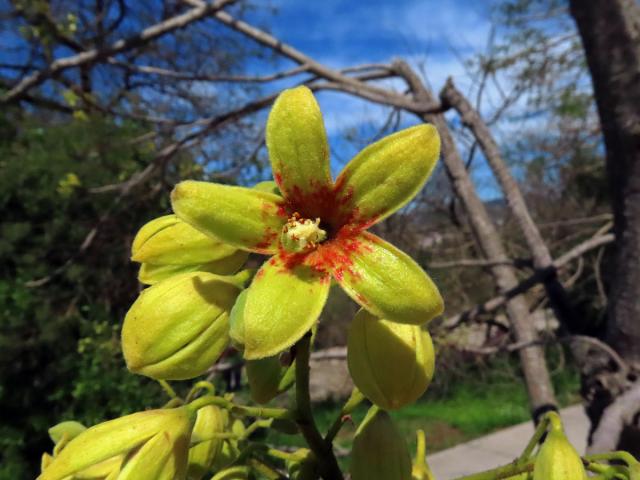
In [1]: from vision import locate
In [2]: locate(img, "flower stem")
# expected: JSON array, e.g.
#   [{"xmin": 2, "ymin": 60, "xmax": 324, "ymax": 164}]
[
  {"xmin": 517, "ymin": 414, "xmax": 549, "ymax": 462},
  {"xmin": 295, "ymin": 333, "xmax": 344, "ymax": 480},
  {"xmin": 585, "ymin": 451, "xmax": 639, "ymax": 467},
  {"xmin": 324, "ymin": 387, "xmax": 365, "ymax": 443},
  {"xmin": 186, "ymin": 395, "xmax": 291, "ymax": 420},
  {"xmin": 157, "ymin": 379, "xmax": 177, "ymax": 399}
]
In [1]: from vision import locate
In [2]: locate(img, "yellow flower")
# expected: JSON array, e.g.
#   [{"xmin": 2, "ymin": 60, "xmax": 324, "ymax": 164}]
[{"xmin": 171, "ymin": 86, "xmax": 443, "ymax": 360}]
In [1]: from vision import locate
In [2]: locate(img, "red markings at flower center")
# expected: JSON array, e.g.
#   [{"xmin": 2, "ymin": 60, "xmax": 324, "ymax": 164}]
[
  {"xmin": 275, "ymin": 176, "xmax": 368, "ymax": 239},
  {"xmin": 270, "ymin": 174, "xmax": 378, "ymax": 279},
  {"xmin": 277, "ymin": 226, "xmax": 374, "ymax": 282}
]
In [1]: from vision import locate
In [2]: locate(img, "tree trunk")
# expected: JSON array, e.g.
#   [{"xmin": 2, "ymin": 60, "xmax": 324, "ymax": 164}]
[
  {"xmin": 569, "ymin": 0, "xmax": 640, "ymax": 455},
  {"xmin": 393, "ymin": 60, "xmax": 558, "ymax": 420},
  {"xmin": 439, "ymin": 80, "xmax": 578, "ymax": 334}
]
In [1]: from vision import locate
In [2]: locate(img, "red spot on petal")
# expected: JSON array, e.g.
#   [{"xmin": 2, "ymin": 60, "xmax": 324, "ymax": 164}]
[
  {"xmin": 355, "ymin": 292, "xmax": 370, "ymax": 306},
  {"xmin": 274, "ymin": 171, "xmax": 283, "ymax": 187},
  {"xmin": 252, "ymin": 228, "xmax": 279, "ymax": 253}
]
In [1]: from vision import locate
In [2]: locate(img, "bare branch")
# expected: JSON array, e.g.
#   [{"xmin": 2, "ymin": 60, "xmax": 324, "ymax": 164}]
[
  {"xmin": 2, "ymin": 0, "xmax": 237, "ymax": 103},
  {"xmin": 107, "ymin": 60, "xmax": 311, "ymax": 83},
  {"xmin": 428, "ymin": 258, "xmax": 530, "ymax": 269},
  {"xmin": 180, "ymin": 0, "xmax": 439, "ymax": 113},
  {"xmin": 588, "ymin": 383, "xmax": 640, "ymax": 453},
  {"xmin": 89, "ymin": 91, "xmax": 278, "ymax": 194},
  {"xmin": 443, "ymin": 233, "xmax": 615, "ymax": 330}
]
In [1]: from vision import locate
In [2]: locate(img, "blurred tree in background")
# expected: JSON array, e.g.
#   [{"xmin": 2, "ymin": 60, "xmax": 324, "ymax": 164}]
[{"xmin": 0, "ymin": 113, "xmax": 179, "ymax": 477}]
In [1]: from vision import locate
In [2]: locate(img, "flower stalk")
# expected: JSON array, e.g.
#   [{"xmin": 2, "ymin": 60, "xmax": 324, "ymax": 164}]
[{"xmin": 294, "ymin": 333, "xmax": 343, "ymax": 480}]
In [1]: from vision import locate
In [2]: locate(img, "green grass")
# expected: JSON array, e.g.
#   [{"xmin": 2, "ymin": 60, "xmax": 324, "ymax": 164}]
[{"xmin": 261, "ymin": 350, "xmax": 581, "ymax": 468}]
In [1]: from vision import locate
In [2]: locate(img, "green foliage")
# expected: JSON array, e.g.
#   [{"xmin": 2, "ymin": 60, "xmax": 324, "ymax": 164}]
[{"xmin": 0, "ymin": 113, "xmax": 188, "ymax": 478}]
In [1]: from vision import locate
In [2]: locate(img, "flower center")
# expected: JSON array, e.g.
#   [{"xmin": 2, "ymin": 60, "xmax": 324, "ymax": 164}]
[{"xmin": 280, "ymin": 212, "xmax": 327, "ymax": 253}]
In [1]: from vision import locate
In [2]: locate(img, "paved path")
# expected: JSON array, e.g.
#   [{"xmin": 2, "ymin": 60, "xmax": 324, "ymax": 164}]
[{"xmin": 426, "ymin": 405, "xmax": 589, "ymax": 479}]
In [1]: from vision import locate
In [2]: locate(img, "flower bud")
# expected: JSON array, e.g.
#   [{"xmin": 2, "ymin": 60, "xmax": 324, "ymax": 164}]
[
  {"xmin": 38, "ymin": 407, "xmax": 194, "ymax": 480},
  {"xmin": 347, "ymin": 309, "xmax": 435, "ymax": 410},
  {"xmin": 138, "ymin": 250, "xmax": 249, "ymax": 285},
  {"xmin": 351, "ymin": 407, "xmax": 412, "ymax": 480},
  {"xmin": 533, "ymin": 419, "xmax": 587, "ymax": 480},
  {"xmin": 187, "ymin": 405, "xmax": 227, "ymax": 480},
  {"xmin": 246, "ymin": 356, "xmax": 295, "ymax": 404},
  {"xmin": 48, "ymin": 421, "xmax": 86, "ymax": 445},
  {"xmin": 122, "ymin": 271, "xmax": 242, "ymax": 380},
  {"xmin": 132, "ymin": 215, "xmax": 237, "ymax": 265},
  {"xmin": 118, "ymin": 429, "xmax": 190, "ymax": 480},
  {"xmin": 132, "ymin": 215, "xmax": 248, "ymax": 285},
  {"xmin": 286, "ymin": 449, "xmax": 317, "ymax": 480}
]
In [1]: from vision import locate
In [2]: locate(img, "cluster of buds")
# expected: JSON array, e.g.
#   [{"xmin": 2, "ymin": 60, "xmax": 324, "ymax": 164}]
[
  {"xmin": 39, "ymin": 407, "xmax": 195, "ymax": 480},
  {"xmin": 39, "ymin": 398, "xmax": 257, "ymax": 480}
]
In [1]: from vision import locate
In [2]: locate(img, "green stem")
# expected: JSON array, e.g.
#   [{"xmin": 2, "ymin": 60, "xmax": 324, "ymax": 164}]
[
  {"xmin": 451, "ymin": 460, "xmax": 534, "ymax": 480},
  {"xmin": 157, "ymin": 379, "xmax": 177, "ymax": 399},
  {"xmin": 324, "ymin": 387, "xmax": 365, "ymax": 443},
  {"xmin": 517, "ymin": 414, "xmax": 549, "ymax": 462},
  {"xmin": 185, "ymin": 380, "xmax": 215, "ymax": 403},
  {"xmin": 295, "ymin": 334, "xmax": 343, "ymax": 480},
  {"xmin": 243, "ymin": 419, "xmax": 273, "ymax": 439},
  {"xmin": 586, "ymin": 452, "xmax": 640, "ymax": 467},
  {"xmin": 266, "ymin": 447, "xmax": 306, "ymax": 462},
  {"xmin": 162, "ymin": 397, "xmax": 184, "ymax": 409},
  {"xmin": 186, "ymin": 395, "xmax": 291, "ymax": 420},
  {"xmin": 413, "ymin": 429, "xmax": 427, "ymax": 471},
  {"xmin": 189, "ymin": 432, "xmax": 241, "ymax": 447}
]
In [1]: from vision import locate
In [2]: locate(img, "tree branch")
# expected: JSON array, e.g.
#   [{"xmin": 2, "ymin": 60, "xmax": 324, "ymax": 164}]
[
  {"xmin": 443, "ymin": 233, "xmax": 615, "ymax": 330},
  {"xmin": 2, "ymin": 0, "xmax": 237, "ymax": 103}
]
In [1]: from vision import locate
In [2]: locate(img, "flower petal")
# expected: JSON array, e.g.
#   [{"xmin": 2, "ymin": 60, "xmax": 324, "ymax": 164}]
[
  {"xmin": 242, "ymin": 255, "xmax": 330, "ymax": 359},
  {"xmin": 331, "ymin": 232, "xmax": 443, "ymax": 324},
  {"xmin": 171, "ymin": 181, "xmax": 287, "ymax": 254},
  {"xmin": 334, "ymin": 124, "xmax": 440, "ymax": 226},
  {"xmin": 266, "ymin": 86, "xmax": 332, "ymax": 206}
]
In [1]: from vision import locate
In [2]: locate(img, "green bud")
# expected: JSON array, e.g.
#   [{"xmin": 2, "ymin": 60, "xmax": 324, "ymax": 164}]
[
  {"xmin": 351, "ymin": 407, "xmax": 412, "ymax": 480},
  {"xmin": 48, "ymin": 421, "xmax": 86, "ymax": 445},
  {"xmin": 533, "ymin": 419, "xmax": 587, "ymax": 480},
  {"xmin": 72, "ymin": 455, "xmax": 123, "ymax": 479},
  {"xmin": 132, "ymin": 215, "xmax": 237, "ymax": 265},
  {"xmin": 347, "ymin": 309, "xmax": 435, "ymax": 410},
  {"xmin": 132, "ymin": 215, "xmax": 248, "ymax": 285},
  {"xmin": 39, "ymin": 407, "xmax": 194, "ymax": 480},
  {"xmin": 41, "ymin": 453, "xmax": 53, "ymax": 473},
  {"xmin": 138, "ymin": 250, "xmax": 249, "ymax": 285},
  {"xmin": 246, "ymin": 356, "xmax": 295, "ymax": 404},
  {"xmin": 211, "ymin": 440, "xmax": 240, "ymax": 472},
  {"xmin": 187, "ymin": 406, "xmax": 227, "ymax": 480},
  {"xmin": 118, "ymin": 430, "xmax": 190, "ymax": 480},
  {"xmin": 286, "ymin": 449, "xmax": 317, "ymax": 480},
  {"xmin": 228, "ymin": 289, "xmax": 249, "ymax": 349},
  {"xmin": 122, "ymin": 272, "xmax": 241, "ymax": 380}
]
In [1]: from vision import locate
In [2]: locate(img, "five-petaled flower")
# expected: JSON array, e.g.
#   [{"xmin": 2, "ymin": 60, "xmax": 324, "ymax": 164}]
[{"xmin": 171, "ymin": 86, "xmax": 444, "ymax": 359}]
